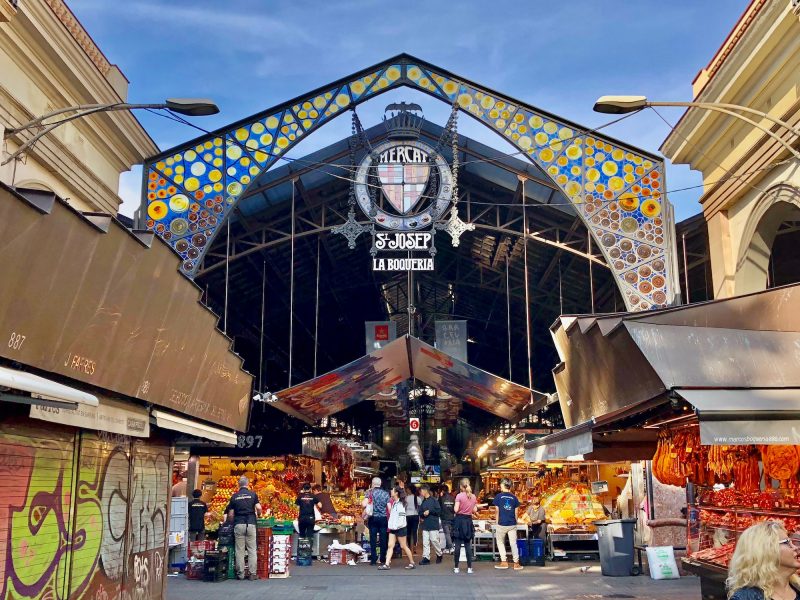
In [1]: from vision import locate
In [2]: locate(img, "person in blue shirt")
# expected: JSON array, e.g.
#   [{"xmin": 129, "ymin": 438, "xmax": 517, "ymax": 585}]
[{"xmin": 493, "ymin": 478, "xmax": 523, "ymax": 571}]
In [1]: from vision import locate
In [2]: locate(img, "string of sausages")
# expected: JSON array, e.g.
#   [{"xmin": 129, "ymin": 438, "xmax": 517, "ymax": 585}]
[{"xmin": 652, "ymin": 429, "xmax": 800, "ymax": 489}]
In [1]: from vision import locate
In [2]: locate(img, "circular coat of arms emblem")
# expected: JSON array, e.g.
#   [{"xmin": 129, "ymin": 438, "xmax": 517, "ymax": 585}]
[{"xmin": 354, "ymin": 138, "xmax": 453, "ymax": 231}]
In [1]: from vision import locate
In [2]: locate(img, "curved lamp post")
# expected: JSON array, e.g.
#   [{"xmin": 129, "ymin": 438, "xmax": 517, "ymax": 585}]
[
  {"xmin": 2, "ymin": 98, "xmax": 219, "ymax": 166},
  {"xmin": 593, "ymin": 95, "xmax": 800, "ymax": 160}
]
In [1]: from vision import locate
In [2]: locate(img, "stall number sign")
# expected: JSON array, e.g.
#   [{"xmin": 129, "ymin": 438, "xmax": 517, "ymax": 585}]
[
  {"xmin": 372, "ymin": 232, "xmax": 434, "ymax": 272},
  {"xmin": 237, "ymin": 435, "xmax": 263, "ymax": 449},
  {"xmin": 409, "ymin": 418, "xmax": 420, "ymax": 432}
]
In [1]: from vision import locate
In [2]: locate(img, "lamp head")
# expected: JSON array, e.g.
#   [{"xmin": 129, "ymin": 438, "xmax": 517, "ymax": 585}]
[
  {"xmin": 164, "ymin": 98, "xmax": 220, "ymax": 117},
  {"xmin": 593, "ymin": 95, "xmax": 648, "ymax": 114}
]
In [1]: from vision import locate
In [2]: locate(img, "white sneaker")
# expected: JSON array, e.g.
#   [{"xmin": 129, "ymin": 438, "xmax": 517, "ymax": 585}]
[
  {"xmin": 453, "ymin": 568, "xmax": 459, "ymax": 574},
  {"xmin": 467, "ymin": 567, "xmax": 473, "ymax": 574}
]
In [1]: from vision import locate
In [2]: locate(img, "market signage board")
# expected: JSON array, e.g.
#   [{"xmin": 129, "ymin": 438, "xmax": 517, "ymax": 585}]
[
  {"xmin": 333, "ymin": 103, "xmax": 473, "ymax": 273},
  {"xmin": 699, "ymin": 419, "xmax": 800, "ymax": 446},
  {"xmin": 435, "ymin": 320, "xmax": 468, "ymax": 363},
  {"xmin": 372, "ymin": 232, "xmax": 434, "ymax": 271},
  {"xmin": 365, "ymin": 321, "xmax": 397, "ymax": 354},
  {"xmin": 30, "ymin": 395, "xmax": 150, "ymax": 437},
  {"xmin": 525, "ymin": 430, "xmax": 593, "ymax": 462},
  {"xmin": 591, "ymin": 480, "xmax": 609, "ymax": 494}
]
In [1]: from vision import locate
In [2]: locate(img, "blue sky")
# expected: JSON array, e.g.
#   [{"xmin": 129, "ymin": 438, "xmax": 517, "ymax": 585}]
[{"xmin": 69, "ymin": 0, "xmax": 751, "ymax": 221}]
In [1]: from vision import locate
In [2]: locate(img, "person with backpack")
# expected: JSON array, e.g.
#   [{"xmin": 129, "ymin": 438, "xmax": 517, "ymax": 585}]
[
  {"xmin": 439, "ymin": 484, "xmax": 456, "ymax": 554},
  {"xmin": 493, "ymin": 478, "xmax": 524, "ymax": 571},
  {"xmin": 362, "ymin": 477, "xmax": 390, "ymax": 566},
  {"xmin": 378, "ymin": 485, "xmax": 415, "ymax": 570},
  {"xmin": 419, "ymin": 484, "xmax": 443, "ymax": 565}
]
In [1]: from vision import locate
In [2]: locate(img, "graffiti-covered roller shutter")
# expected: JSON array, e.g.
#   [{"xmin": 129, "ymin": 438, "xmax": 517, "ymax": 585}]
[
  {"xmin": 126, "ymin": 440, "xmax": 171, "ymax": 600},
  {"xmin": 73, "ymin": 433, "xmax": 132, "ymax": 599},
  {"xmin": 0, "ymin": 420, "xmax": 77, "ymax": 600}
]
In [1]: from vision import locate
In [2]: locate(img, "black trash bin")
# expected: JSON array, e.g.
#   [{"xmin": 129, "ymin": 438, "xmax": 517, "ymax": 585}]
[{"xmin": 594, "ymin": 519, "xmax": 638, "ymax": 577}]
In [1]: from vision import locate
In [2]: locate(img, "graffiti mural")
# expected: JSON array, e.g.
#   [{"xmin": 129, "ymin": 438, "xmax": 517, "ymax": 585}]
[{"xmin": 0, "ymin": 421, "xmax": 171, "ymax": 600}]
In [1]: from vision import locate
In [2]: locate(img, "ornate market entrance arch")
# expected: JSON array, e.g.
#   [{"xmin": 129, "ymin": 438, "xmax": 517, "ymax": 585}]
[{"xmin": 139, "ymin": 54, "xmax": 678, "ymax": 311}]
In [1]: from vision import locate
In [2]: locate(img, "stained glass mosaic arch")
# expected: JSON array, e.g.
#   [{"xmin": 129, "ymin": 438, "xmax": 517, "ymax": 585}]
[{"xmin": 140, "ymin": 54, "xmax": 678, "ymax": 311}]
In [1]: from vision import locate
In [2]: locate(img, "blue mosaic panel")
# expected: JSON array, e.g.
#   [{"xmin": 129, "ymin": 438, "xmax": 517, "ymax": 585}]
[{"xmin": 142, "ymin": 57, "xmax": 674, "ymax": 311}]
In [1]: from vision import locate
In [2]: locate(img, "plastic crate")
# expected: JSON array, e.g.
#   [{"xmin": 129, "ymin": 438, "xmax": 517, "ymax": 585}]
[
  {"xmin": 271, "ymin": 522, "xmax": 294, "ymax": 535},
  {"xmin": 529, "ymin": 538, "xmax": 546, "ymax": 566},
  {"xmin": 186, "ymin": 561, "xmax": 204, "ymax": 580},
  {"xmin": 516, "ymin": 539, "xmax": 531, "ymax": 566},
  {"xmin": 203, "ymin": 551, "xmax": 229, "ymax": 582},
  {"xmin": 189, "ymin": 540, "xmax": 216, "ymax": 558}
]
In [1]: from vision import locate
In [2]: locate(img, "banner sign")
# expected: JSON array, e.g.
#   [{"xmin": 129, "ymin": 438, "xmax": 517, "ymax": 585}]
[
  {"xmin": 372, "ymin": 232, "xmax": 434, "ymax": 271},
  {"xmin": 435, "ymin": 320, "xmax": 468, "ymax": 363},
  {"xmin": 366, "ymin": 321, "xmax": 397, "ymax": 354},
  {"xmin": 31, "ymin": 395, "xmax": 150, "ymax": 438}
]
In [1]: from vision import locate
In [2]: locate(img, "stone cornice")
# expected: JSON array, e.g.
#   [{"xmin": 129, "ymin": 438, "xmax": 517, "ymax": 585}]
[
  {"xmin": 42, "ymin": 0, "xmax": 112, "ymax": 77},
  {"xmin": 661, "ymin": 0, "xmax": 794, "ymax": 163},
  {"xmin": 1, "ymin": 0, "xmax": 17, "ymax": 23}
]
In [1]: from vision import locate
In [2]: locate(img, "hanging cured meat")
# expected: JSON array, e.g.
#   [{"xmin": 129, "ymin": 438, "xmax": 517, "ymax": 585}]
[
  {"xmin": 732, "ymin": 450, "xmax": 761, "ymax": 493},
  {"xmin": 761, "ymin": 445, "xmax": 800, "ymax": 484}
]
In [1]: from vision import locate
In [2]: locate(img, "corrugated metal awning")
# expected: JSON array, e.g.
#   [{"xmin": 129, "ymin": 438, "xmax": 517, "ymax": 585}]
[{"xmin": 550, "ymin": 284, "xmax": 800, "ymax": 429}]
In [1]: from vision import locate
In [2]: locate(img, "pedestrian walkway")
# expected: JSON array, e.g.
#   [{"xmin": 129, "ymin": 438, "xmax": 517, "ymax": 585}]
[{"xmin": 168, "ymin": 560, "xmax": 700, "ymax": 599}]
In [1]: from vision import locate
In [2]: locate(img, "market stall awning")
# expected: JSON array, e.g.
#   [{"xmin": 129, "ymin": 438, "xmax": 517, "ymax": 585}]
[
  {"xmin": 152, "ymin": 410, "xmax": 238, "ymax": 445},
  {"xmin": 0, "ymin": 365, "xmax": 98, "ymax": 408},
  {"xmin": 271, "ymin": 335, "xmax": 545, "ymax": 424},
  {"xmin": 0, "ymin": 184, "xmax": 253, "ymax": 431},
  {"xmin": 550, "ymin": 284, "xmax": 800, "ymax": 429},
  {"xmin": 677, "ymin": 388, "xmax": 800, "ymax": 446}
]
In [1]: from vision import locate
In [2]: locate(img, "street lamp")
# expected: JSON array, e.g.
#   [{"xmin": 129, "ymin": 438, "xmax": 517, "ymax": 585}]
[
  {"xmin": 593, "ymin": 95, "xmax": 800, "ymax": 159},
  {"xmin": 2, "ymin": 98, "xmax": 219, "ymax": 166}
]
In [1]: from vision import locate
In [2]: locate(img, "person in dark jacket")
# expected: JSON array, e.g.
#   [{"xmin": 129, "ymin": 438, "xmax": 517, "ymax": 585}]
[
  {"xmin": 727, "ymin": 520, "xmax": 800, "ymax": 600},
  {"xmin": 419, "ymin": 484, "xmax": 443, "ymax": 565},
  {"xmin": 439, "ymin": 484, "xmax": 455, "ymax": 553},
  {"xmin": 188, "ymin": 489, "xmax": 207, "ymax": 542}
]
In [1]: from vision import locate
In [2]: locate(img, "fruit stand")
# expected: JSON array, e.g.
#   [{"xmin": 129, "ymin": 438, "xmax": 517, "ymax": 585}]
[
  {"xmin": 542, "ymin": 481, "xmax": 608, "ymax": 559},
  {"xmin": 198, "ymin": 454, "xmax": 363, "ymax": 562}
]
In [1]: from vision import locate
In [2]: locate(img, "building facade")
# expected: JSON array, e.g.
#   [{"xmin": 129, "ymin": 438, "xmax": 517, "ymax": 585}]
[
  {"xmin": 662, "ymin": 0, "xmax": 800, "ymax": 298},
  {"xmin": 0, "ymin": 4, "xmax": 252, "ymax": 600},
  {"xmin": 0, "ymin": 0, "xmax": 156, "ymax": 212}
]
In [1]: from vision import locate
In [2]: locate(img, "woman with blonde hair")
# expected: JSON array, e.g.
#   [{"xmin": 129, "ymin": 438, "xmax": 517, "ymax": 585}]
[
  {"xmin": 727, "ymin": 520, "xmax": 800, "ymax": 600},
  {"xmin": 452, "ymin": 478, "xmax": 479, "ymax": 574}
]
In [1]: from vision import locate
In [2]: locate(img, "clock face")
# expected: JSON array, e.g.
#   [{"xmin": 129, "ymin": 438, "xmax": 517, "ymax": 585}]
[{"xmin": 354, "ymin": 139, "xmax": 453, "ymax": 231}]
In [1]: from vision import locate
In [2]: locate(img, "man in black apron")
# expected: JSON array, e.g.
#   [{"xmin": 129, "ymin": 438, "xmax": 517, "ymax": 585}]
[{"xmin": 226, "ymin": 477, "xmax": 262, "ymax": 580}]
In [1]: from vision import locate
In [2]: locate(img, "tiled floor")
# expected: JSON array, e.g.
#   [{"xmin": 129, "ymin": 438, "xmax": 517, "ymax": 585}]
[{"xmin": 168, "ymin": 560, "xmax": 701, "ymax": 599}]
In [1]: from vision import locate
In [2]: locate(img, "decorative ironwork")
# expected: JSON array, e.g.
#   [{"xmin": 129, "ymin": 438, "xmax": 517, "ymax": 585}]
[
  {"xmin": 140, "ymin": 55, "xmax": 675, "ymax": 311},
  {"xmin": 436, "ymin": 206, "xmax": 475, "ymax": 248},
  {"xmin": 331, "ymin": 207, "xmax": 369, "ymax": 249}
]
